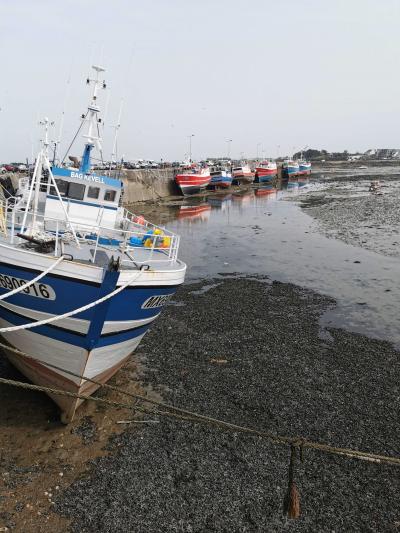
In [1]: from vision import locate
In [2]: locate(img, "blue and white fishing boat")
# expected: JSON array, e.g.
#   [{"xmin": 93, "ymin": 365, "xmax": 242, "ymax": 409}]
[
  {"xmin": 0, "ymin": 66, "xmax": 186, "ymax": 422},
  {"xmin": 297, "ymin": 160, "xmax": 311, "ymax": 176},
  {"xmin": 282, "ymin": 160, "xmax": 299, "ymax": 178},
  {"xmin": 208, "ymin": 166, "xmax": 233, "ymax": 189}
]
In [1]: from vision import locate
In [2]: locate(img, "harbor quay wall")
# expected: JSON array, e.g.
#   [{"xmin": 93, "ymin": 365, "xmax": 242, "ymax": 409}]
[{"xmin": 116, "ymin": 168, "xmax": 179, "ymax": 203}]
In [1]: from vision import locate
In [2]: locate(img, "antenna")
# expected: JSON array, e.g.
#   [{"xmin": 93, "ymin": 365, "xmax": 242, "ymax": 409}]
[
  {"xmin": 109, "ymin": 99, "xmax": 124, "ymax": 174},
  {"xmin": 54, "ymin": 58, "xmax": 73, "ymax": 165},
  {"xmin": 39, "ymin": 117, "xmax": 54, "ymax": 153}
]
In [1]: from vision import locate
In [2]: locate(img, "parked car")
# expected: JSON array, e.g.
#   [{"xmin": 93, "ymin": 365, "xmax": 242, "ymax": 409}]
[{"xmin": 4, "ymin": 164, "xmax": 16, "ymax": 172}]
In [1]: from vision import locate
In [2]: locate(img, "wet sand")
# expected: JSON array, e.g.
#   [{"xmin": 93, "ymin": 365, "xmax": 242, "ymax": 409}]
[
  {"xmin": 298, "ymin": 171, "xmax": 400, "ymax": 258},
  {"xmin": 0, "ymin": 356, "xmax": 157, "ymax": 532}
]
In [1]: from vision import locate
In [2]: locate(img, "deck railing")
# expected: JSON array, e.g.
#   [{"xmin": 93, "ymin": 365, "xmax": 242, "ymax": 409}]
[{"xmin": 0, "ymin": 198, "xmax": 181, "ymax": 267}]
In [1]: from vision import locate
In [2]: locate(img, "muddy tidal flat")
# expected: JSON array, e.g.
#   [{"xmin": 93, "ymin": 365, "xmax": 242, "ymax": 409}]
[
  {"xmin": 1, "ymin": 167, "xmax": 400, "ymax": 532},
  {"xmin": 299, "ymin": 169, "xmax": 400, "ymax": 258}
]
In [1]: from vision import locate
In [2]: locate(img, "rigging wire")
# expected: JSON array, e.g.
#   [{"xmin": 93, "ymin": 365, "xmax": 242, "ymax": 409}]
[{"xmin": 61, "ymin": 111, "xmax": 88, "ymax": 165}]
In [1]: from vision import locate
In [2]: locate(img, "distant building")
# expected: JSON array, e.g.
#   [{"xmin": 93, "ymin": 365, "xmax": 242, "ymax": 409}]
[{"xmin": 364, "ymin": 149, "xmax": 400, "ymax": 159}]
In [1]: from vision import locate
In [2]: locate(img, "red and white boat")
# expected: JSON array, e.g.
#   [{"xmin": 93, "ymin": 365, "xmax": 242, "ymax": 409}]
[
  {"xmin": 175, "ymin": 168, "xmax": 211, "ymax": 196},
  {"xmin": 254, "ymin": 160, "xmax": 277, "ymax": 183},
  {"xmin": 231, "ymin": 164, "xmax": 254, "ymax": 185}
]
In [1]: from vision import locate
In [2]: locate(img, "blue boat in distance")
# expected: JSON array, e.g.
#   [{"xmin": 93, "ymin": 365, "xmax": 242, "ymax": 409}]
[
  {"xmin": 282, "ymin": 160, "xmax": 299, "ymax": 178},
  {"xmin": 208, "ymin": 166, "xmax": 233, "ymax": 189},
  {"xmin": 298, "ymin": 160, "xmax": 311, "ymax": 176}
]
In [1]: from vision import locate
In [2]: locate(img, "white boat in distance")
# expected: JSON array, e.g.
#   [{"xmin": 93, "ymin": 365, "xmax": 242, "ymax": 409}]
[{"xmin": 0, "ymin": 66, "xmax": 186, "ymax": 422}]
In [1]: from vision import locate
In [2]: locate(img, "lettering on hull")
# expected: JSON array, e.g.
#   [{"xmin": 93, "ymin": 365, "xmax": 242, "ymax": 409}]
[{"xmin": 141, "ymin": 294, "xmax": 173, "ymax": 309}]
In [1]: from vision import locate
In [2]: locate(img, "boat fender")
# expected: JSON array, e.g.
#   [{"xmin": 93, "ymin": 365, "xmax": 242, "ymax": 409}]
[
  {"xmin": 135, "ymin": 215, "xmax": 145, "ymax": 225},
  {"xmin": 141, "ymin": 229, "xmax": 154, "ymax": 243},
  {"xmin": 129, "ymin": 236, "xmax": 143, "ymax": 247},
  {"xmin": 161, "ymin": 236, "xmax": 171, "ymax": 248}
]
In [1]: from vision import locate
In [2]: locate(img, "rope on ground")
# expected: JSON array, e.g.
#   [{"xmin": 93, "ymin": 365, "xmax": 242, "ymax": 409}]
[
  {"xmin": 0, "ymin": 255, "xmax": 65, "ymax": 301},
  {"xmin": 0, "ymin": 342, "xmax": 399, "ymax": 468},
  {"xmin": 0, "ymin": 268, "xmax": 143, "ymax": 333}
]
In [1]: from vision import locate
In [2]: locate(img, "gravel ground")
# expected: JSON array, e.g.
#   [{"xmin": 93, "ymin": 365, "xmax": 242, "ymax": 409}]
[
  {"xmin": 55, "ymin": 278, "xmax": 400, "ymax": 532},
  {"xmin": 299, "ymin": 175, "xmax": 400, "ymax": 257}
]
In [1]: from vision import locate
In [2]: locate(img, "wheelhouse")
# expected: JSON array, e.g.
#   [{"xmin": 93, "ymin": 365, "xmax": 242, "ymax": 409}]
[{"xmin": 33, "ymin": 166, "xmax": 122, "ymax": 228}]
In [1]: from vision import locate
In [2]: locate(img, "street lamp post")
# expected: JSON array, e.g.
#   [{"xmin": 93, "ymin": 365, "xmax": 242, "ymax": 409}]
[
  {"xmin": 188, "ymin": 134, "xmax": 195, "ymax": 163},
  {"xmin": 226, "ymin": 139, "xmax": 232, "ymax": 159}
]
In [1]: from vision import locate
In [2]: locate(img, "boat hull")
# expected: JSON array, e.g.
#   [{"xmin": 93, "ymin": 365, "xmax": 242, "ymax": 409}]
[
  {"xmin": 298, "ymin": 165, "xmax": 311, "ymax": 176},
  {"xmin": 209, "ymin": 174, "xmax": 233, "ymax": 189},
  {"xmin": 232, "ymin": 166, "xmax": 254, "ymax": 185},
  {"xmin": 282, "ymin": 167, "xmax": 299, "ymax": 178},
  {"xmin": 175, "ymin": 173, "xmax": 211, "ymax": 196},
  {"xmin": 0, "ymin": 245, "xmax": 186, "ymax": 421},
  {"xmin": 254, "ymin": 169, "xmax": 277, "ymax": 183}
]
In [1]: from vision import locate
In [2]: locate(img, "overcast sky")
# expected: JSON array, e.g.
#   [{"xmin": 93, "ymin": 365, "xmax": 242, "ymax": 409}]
[{"xmin": 1, "ymin": 0, "xmax": 399, "ymax": 162}]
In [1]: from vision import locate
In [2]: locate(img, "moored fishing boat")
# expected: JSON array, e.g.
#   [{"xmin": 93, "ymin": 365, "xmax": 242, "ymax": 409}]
[
  {"xmin": 231, "ymin": 164, "xmax": 254, "ymax": 185},
  {"xmin": 0, "ymin": 66, "xmax": 186, "ymax": 422},
  {"xmin": 208, "ymin": 166, "xmax": 232, "ymax": 189},
  {"xmin": 175, "ymin": 167, "xmax": 211, "ymax": 196},
  {"xmin": 282, "ymin": 160, "xmax": 299, "ymax": 179},
  {"xmin": 297, "ymin": 160, "xmax": 311, "ymax": 176},
  {"xmin": 254, "ymin": 160, "xmax": 278, "ymax": 183}
]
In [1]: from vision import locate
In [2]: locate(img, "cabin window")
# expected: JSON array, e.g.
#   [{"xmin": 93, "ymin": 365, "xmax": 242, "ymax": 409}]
[
  {"xmin": 104, "ymin": 189, "xmax": 116, "ymax": 202},
  {"xmin": 50, "ymin": 179, "xmax": 68, "ymax": 197},
  {"xmin": 87, "ymin": 186, "xmax": 100, "ymax": 199},
  {"xmin": 68, "ymin": 182, "xmax": 85, "ymax": 201}
]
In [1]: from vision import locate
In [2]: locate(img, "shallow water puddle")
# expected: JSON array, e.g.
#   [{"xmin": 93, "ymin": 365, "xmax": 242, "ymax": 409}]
[{"xmin": 165, "ymin": 184, "xmax": 400, "ymax": 347}]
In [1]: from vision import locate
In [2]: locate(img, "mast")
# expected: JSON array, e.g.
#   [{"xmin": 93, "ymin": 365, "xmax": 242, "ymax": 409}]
[
  {"xmin": 109, "ymin": 99, "xmax": 124, "ymax": 174},
  {"xmin": 80, "ymin": 65, "xmax": 106, "ymax": 173},
  {"xmin": 29, "ymin": 118, "xmax": 52, "ymax": 232}
]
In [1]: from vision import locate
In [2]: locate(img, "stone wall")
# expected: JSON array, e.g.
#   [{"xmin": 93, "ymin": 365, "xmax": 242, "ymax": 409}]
[{"xmin": 117, "ymin": 168, "xmax": 179, "ymax": 203}]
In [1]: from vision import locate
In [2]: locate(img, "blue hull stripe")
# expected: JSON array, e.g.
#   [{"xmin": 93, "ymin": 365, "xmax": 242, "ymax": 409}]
[
  {"xmin": 0, "ymin": 262, "xmax": 179, "ymax": 322},
  {"xmin": 0, "ymin": 304, "xmax": 150, "ymax": 349}
]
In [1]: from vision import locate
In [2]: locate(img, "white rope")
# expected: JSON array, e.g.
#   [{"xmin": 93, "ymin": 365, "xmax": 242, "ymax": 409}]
[
  {"xmin": 0, "ymin": 255, "xmax": 65, "ymax": 301},
  {"xmin": 0, "ymin": 268, "xmax": 143, "ymax": 333}
]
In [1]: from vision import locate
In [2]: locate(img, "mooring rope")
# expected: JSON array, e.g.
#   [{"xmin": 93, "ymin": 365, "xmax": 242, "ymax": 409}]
[{"xmin": 0, "ymin": 341, "xmax": 399, "ymax": 467}]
